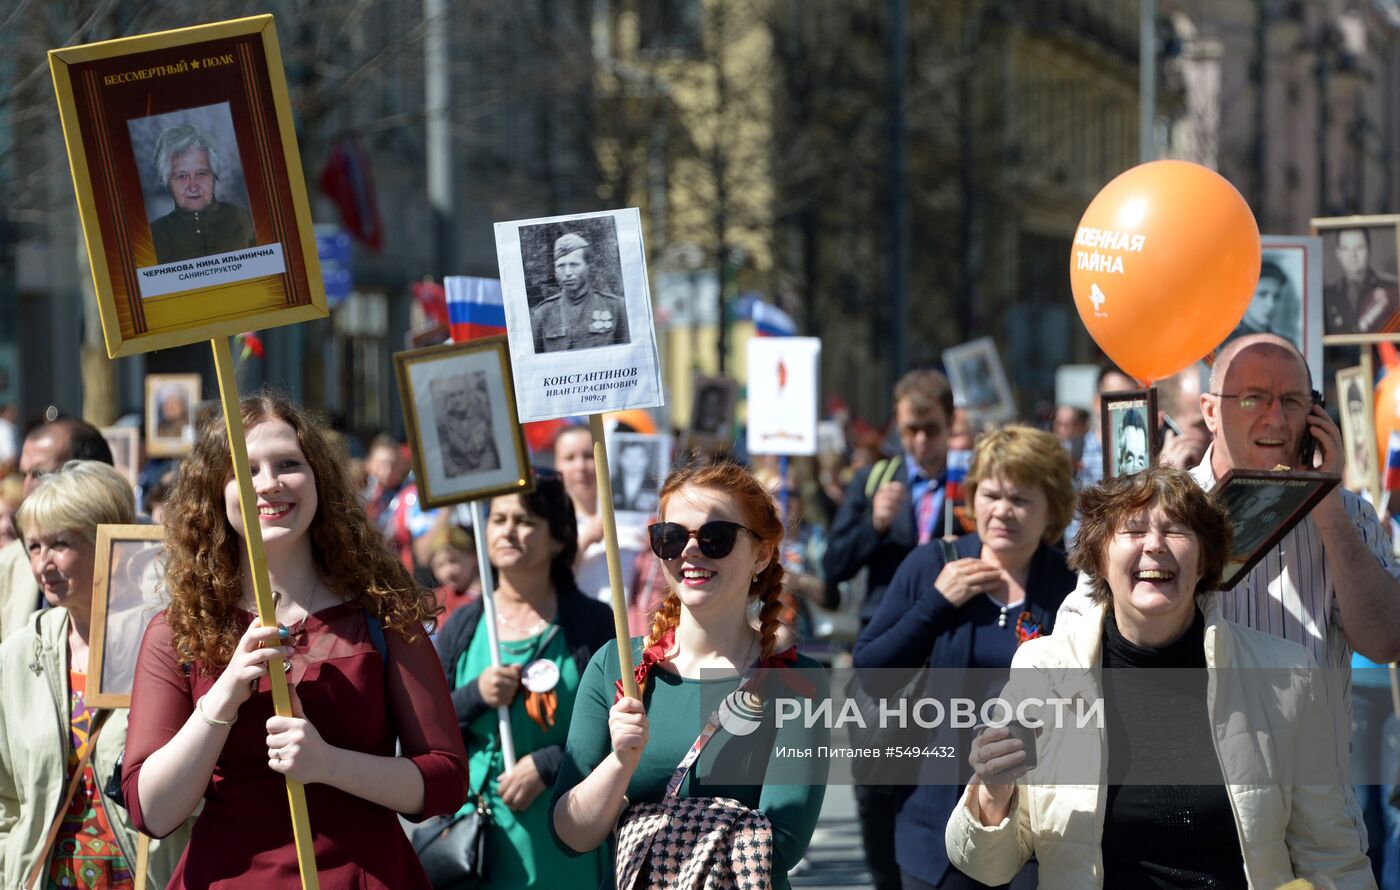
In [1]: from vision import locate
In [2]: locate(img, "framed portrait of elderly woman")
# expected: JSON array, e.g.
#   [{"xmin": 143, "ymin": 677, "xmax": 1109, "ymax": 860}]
[
  {"xmin": 1214, "ymin": 469, "xmax": 1339, "ymax": 590},
  {"xmin": 144, "ymin": 372, "xmax": 200, "ymax": 457},
  {"xmin": 49, "ymin": 15, "xmax": 326, "ymax": 359},
  {"xmin": 394, "ymin": 336, "xmax": 533, "ymax": 509},
  {"xmin": 1100, "ymin": 388, "xmax": 1158, "ymax": 481},
  {"xmin": 89, "ymin": 524, "xmax": 169, "ymax": 708}
]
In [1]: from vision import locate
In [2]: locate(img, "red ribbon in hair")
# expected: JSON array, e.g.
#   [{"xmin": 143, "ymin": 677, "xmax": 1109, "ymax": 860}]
[
  {"xmin": 615, "ymin": 628, "xmax": 676, "ymax": 702},
  {"xmin": 614, "ymin": 633, "xmax": 816, "ymax": 701}
]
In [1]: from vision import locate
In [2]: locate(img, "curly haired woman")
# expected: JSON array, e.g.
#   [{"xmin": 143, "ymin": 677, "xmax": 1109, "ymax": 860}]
[
  {"xmin": 121, "ymin": 393, "xmax": 469, "ymax": 887},
  {"xmin": 551, "ymin": 461, "xmax": 830, "ymax": 890}
]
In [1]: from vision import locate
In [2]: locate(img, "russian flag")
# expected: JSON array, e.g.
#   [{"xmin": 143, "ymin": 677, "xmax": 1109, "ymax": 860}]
[
  {"xmin": 945, "ymin": 448, "xmax": 972, "ymax": 505},
  {"xmin": 445, "ymin": 277, "xmax": 507, "ymax": 343},
  {"xmin": 752, "ymin": 300, "xmax": 797, "ymax": 337},
  {"xmin": 1385, "ymin": 431, "xmax": 1400, "ymax": 493}
]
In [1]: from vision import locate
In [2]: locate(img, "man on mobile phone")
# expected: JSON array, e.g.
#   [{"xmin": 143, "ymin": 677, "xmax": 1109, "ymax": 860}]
[{"xmin": 1060, "ymin": 334, "xmax": 1400, "ymax": 838}]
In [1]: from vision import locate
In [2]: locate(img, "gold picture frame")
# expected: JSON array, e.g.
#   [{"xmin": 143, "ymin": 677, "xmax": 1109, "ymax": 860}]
[
  {"xmin": 49, "ymin": 15, "xmax": 326, "ymax": 359},
  {"xmin": 89, "ymin": 524, "xmax": 168, "ymax": 709},
  {"xmin": 144, "ymin": 373, "xmax": 200, "ymax": 457},
  {"xmin": 393, "ymin": 336, "xmax": 534, "ymax": 509}
]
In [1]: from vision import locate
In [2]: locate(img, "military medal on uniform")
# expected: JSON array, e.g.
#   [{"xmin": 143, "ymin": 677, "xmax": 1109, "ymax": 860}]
[{"xmin": 590, "ymin": 309, "xmax": 615, "ymax": 333}]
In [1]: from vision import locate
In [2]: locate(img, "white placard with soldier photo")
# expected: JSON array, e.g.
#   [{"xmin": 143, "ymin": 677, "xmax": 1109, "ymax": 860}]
[
  {"xmin": 494, "ymin": 208, "xmax": 663, "ymax": 422},
  {"xmin": 746, "ymin": 337, "xmax": 821, "ymax": 456},
  {"xmin": 606, "ymin": 431, "xmax": 671, "ymax": 534}
]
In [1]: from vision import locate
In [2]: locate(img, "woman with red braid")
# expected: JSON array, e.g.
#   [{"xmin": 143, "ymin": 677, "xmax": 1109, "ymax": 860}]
[{"xmin": 550, "ymin": 461, "xmax": 830, "ymax": 889}]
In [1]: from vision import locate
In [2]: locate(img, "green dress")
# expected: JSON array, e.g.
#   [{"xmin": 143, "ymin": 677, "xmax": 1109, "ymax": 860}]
[
  {"xmin": 548, "ymin": 638, "xmax": 831, "ymax": 890},
  {"xmin": 455, "ymin": 623, "xmax": 606, "ymax": 888}
]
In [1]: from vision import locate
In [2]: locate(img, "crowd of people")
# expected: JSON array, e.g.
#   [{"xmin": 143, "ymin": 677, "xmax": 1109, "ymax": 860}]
[{"xmin": 0, "ymin": 331, "xmax": 1396, "ymax": 889}]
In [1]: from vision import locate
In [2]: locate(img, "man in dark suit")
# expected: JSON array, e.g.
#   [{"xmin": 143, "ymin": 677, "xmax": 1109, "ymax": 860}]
[{"xmin": 822, "ymin": 367, "xmax": 953, "ymax": 890}]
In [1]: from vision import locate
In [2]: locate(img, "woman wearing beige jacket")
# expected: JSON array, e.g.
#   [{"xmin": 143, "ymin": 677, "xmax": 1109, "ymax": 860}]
[
  {"xmin": 947, "ymin": 466, "xmax": 1373, "ymax": 890},
  {"xmin": 0, "ymin": 461, "xmax": 188, "ymax": 887}
]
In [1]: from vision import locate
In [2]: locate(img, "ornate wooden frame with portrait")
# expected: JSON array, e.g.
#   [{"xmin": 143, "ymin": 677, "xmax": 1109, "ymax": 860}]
[
  {"xmin": 49, "ymin": 15, "xmax": 326, "ymax": 359},
  {"xmin": 1099, "ymin": 388, "xmax": 1158, "ymax": 481},
  {"xmin": 144, "ymin": 372, "xmax": 200, "ymax": 457},
  {"xmin": 1214, "ymin": 469, "xmax": 1340, "ymax": 590},
  {"xmin": 1311, "ymin": 214, "xmax": 1400, "ymax": 345},
  {"xmin": 89, "ymin": 524, "xmax": 168, "ymax": 708},
  {"xmin": 393, "ymin": 336, "xmax": 533, "ymax": 509}
]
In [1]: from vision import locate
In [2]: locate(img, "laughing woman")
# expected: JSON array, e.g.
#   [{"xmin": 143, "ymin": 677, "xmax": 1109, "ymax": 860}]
[
  {"xmin": 551, "ymin": 462, "xmax": 829, "ymax": 890},
  {"xmin": 121, "ymin": 393, "xmax": 469, "ymax": 887},
  {"xmin": 948, "ymin": 466, "xmax": 1373, "ymax": 890}
]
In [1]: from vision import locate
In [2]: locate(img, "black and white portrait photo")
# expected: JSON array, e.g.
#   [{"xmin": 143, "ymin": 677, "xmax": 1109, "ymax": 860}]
[
  {"xmin": 609, "ymin": 433, "xmax": 669, "ymax": 517},
  {"xmin": 127, "ymin": 102, "xmax": 255, "ymax": 266},
  {"xmin": 1225, "ymin": 253, "xmax": 1303, "ymax": 347},
  {"xmin": 1215, "ymin": 471, "xmax": 1339, "ymax": 588},
  {"xmin": 1101, "ymin": 389, "xmax": 1157, "ymax": 481},
  {"xmin": 1314, "ymin": 216, "xmax": 1400, "ymax": 340},
  {"xmin": 943, "ymin": 337, "xmax": 1015, "ymax": 423},
  {"xmin": 518, "ymin": 216, "xmax": 630, "ymax": 355},
  {"xmin": 1336, "ymin": 365, "xmax": 1379, "ymax": 498},
  {"xmin": 689, "ymin": 375, "xmax": 738, "ymax": 444},
  {"xmin": 430, "ymin": 371, "xmax": 501, "ymax": 478},
  {"xmin": 394, "ymin": 337, "xmax": 532, "ymax": 508}
]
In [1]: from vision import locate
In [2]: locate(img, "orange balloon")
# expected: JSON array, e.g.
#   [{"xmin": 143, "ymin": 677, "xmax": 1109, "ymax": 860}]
[{"xmin": 1070, "ymin": 160, "xmax": 1261, "ymax": 384}]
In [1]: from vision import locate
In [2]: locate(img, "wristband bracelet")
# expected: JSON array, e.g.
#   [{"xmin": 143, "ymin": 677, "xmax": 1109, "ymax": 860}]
[{"xmin": 195, "ymin": 694, "xmax": 237, "ymax": 727}]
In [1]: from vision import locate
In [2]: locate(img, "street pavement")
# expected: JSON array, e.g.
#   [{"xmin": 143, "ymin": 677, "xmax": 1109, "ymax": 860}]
[{"xmin": 790, "ymin": 783, "xmax": 875, "ymax": 890}]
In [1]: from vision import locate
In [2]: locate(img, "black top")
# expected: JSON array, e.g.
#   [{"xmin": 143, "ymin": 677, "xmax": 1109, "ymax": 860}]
[{"xmin": 1100, "ymin": 609, "xmax": 1247, "ymax": 890}]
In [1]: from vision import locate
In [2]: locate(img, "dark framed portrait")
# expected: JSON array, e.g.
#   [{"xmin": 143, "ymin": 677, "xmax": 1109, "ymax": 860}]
[
  {"xmin": 144, "ymin": 372, "xmax": 200, "ymax": 457},
  {"xmin": 1311, "ymin": 214, "xmax": 1400, "ymax": 344},
  {"xmin": 100, "ymin": 425, "xmax": 140, "ymax": 488},
  {"xmin": 394, "ymin": 336, "xmax": 532, "ymax": 508},
  {"xmin": 49, "ymin": 16, "xmax": 326, "ymax": 359},
  {"xmin": 943, "ymin": 336, "xmax": 1015, "ymax": 424},
  {"xmin": 89, "ymin": 524, "xmax": 169, "ymax": 708},
  {"xmin": 688, "ymin": 374, "xmax": 739, "ymax": 446},
  {"xmin": 607, "ymin": 432, "xmax": 670, "ymax": 521},
  {"xmin": 1214, "ymin": 469, "xmax": 1340, "ymax": 589},
  {"xmin": 1100, "ymin": 388, "xmax": 1158, "ymax": 481}
]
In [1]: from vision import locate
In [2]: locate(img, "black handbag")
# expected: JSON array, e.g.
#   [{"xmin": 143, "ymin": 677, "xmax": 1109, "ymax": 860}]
[{"xmin": 411, "ymin": 792, "xmax": 492, "ymax": 889}]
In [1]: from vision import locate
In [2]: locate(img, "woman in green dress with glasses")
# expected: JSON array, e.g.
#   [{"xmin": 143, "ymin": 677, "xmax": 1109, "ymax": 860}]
[{"xmin": 434, "ymin": 474, "xmax": 614, "ymax": 887}]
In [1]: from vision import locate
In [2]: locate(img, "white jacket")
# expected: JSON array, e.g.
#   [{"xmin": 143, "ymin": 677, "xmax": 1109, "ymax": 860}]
[{"xmin": 945, "ymin": 595, "xmax": 1374, "ymax": 890}]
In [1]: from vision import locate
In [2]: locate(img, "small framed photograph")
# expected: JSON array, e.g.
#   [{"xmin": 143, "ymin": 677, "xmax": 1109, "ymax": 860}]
[
  {"xmin": 687, "ymin": 374, "xmax": 738, "ymax": 448},
  {"xmin": 944, "ymin": 337, "xmax": 1015, "ymax": 424},
  {"xmin": 1100, "ymin": 388, "xmax": 1158, "ymax": 480},
  {"xmin": 144, "ymin": 373, "xmax": 200, "ymax": 457},
  {"xmin": 89, "ymin": 524, "xmax": 169, "ymax": 708},
  {"xmin": 606, "ymin": 432, "xmax": 671, "ymax": 527},
  {"xmin": 494, "ymin": 208, "xmax": 663, "ymax": 422},
  {"xmin": 49, "ymin": 16, "xmax": 326, "ymax": 359},
  {"xmin": 1336, "ymin": 362, "xmax": 1380, "ymax": 502},
  {"xmin": 1214, "ymin": 470, "xmax": 1340, "ymax": 589},
  {"xmin": 1213, "ymin": 237, "xmax": 1324, "ymax": 384},
  {"xmin": 1311, "ymin": 215, "xmax": 1400, "ymax": 344},
  {"xmin": 100, "ymin": 426, "xmax": 140, "ymax": 488},
  {"xmin": 394, "ymin": 336, "xmax": 532, "ymax": 508}
]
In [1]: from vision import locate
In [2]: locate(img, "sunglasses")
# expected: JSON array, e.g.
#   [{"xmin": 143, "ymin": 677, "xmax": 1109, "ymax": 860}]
[{"xmin": 648, "ymin": 521, "xmax": 753, "ymax": 560}]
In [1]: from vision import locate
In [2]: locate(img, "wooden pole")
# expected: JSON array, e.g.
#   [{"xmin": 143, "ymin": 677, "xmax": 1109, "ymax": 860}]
[
  {"xmin": 590, "ymin": 414, "xmax": 639, "ymax": 699},
  {"xmin": 211, "ymin": 337, "xmax": 320, "ymax": 888},
  {"xmin": 469, "ymin": 499, "xmax": 517, "ymax": 768}
]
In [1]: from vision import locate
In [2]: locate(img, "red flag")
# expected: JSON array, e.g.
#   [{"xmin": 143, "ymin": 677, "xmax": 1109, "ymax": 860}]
[
  {"xmin": 411, "ymin": 280, "xmax": 449, "ymax": 328},
  {"xmin": 318, "ymin": 135, "xmax": 383, "ymax": 250}
]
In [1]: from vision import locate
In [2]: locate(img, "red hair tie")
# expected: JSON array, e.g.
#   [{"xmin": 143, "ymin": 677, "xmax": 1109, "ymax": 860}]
[{"xmin": 615, "ymin": 628, "xmax": 675, "ymax": 702}]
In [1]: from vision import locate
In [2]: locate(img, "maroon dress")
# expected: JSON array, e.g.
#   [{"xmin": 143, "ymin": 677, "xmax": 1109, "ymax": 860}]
[{"xmin": 122, "ymin": 604, "xmax": 469, "ymax": 888}]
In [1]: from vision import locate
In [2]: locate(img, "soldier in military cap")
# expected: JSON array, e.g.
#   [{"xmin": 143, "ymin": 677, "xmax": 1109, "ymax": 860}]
[
  {"xmin": 530, "ymin": 232, "xmax": 631, "ymax": 353},
  {"xmin": 1324, "ymin": 227, "xmax": 1400, "ymax": 335}
]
